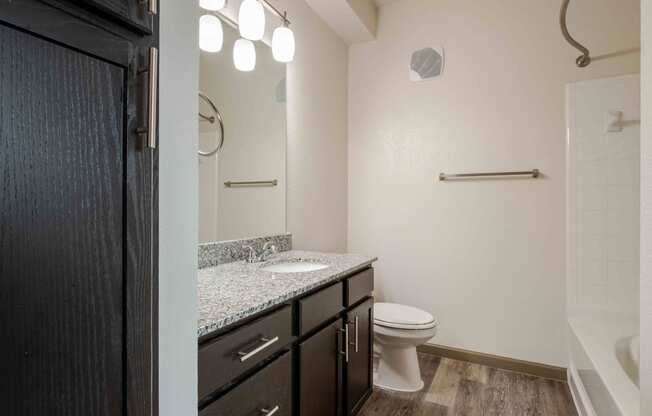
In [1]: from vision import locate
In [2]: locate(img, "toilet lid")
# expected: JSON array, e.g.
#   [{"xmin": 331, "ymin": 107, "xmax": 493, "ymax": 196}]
[{"xmin": 374, "ymin": 302, "xmax": 437, "ymax": 330}]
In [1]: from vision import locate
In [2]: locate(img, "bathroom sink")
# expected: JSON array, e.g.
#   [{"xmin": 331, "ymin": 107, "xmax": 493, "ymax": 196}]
[{"xmin": 261, "ymin": 261, "xmax": 329, "ymax": 273}]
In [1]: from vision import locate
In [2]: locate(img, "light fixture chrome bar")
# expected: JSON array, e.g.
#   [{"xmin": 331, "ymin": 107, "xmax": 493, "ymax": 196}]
[
  {"xmin": 210, "ymin": 1, "xmax": 290, "ymax": 28},
  {"xmin": 213, "ymin": 12, "xmax": 239, "ymax": 31},
  {"xmin": 439, "ymin": 169, "xmax": 540, "ymax": 181},
  {"xmin": 260, "ymin": 0, "xmax": 290, "ymax": 25},
  {"xmin": 224, "ymin": 180, "xmax": 278, "ymax": 188}
]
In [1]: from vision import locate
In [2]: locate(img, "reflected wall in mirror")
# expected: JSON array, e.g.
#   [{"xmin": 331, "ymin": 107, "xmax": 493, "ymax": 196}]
[{"xmin": 199, "ymin": 21, "xmax": 287, "ymax": 243}]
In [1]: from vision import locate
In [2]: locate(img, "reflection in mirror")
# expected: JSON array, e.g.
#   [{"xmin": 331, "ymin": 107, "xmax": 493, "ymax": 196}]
[{"xmin": 199, "ymin": 21, "xmax": 287, "ymax": 243}]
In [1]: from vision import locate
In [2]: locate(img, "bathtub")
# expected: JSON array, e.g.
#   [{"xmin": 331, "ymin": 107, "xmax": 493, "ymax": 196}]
[
  {"xmin": 615, "ymin": 335, "xmax": 639, "ymax": 388},
  {"xmin": 567, "ymin": 317, "xmax": 639, "ymax": 416}
]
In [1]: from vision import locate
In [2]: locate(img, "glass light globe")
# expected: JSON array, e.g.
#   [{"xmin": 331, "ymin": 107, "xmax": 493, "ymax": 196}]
[
  {"xmin": 199, "ymin": 0, "xmax": 226, "ymax": 11},
  {"xmin": 233, "ymin": 38, "xmax": 256, "ymax": 71},
  {"xmin": 199, "ymin": 15, "xmax": 223, "ymax": 53},
  {"xmin": 238, "ymin": 0, "xmax": 265, "ymax": 41},
  {"xmin": 272, "ymin": 26, "xmax": 295, "ymax": 63}
]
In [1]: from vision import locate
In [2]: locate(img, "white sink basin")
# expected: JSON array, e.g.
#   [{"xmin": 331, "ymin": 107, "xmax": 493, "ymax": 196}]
[{"xmin": 261, "ymin": 261, "xmax": 329, "ymax": 273}]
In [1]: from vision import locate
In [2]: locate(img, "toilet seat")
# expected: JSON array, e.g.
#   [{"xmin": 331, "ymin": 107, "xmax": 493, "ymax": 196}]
[{"xmin": 374, "ymin": 302, "xmax": 437, "ymax": 330}]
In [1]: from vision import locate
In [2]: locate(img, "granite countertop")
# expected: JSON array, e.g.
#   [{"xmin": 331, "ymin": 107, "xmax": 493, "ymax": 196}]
[{"xmin": 198, "ymin": 250, "xmax": 377, "ymax": 338}]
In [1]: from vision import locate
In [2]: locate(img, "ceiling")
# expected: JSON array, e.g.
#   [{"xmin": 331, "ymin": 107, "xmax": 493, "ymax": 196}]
[
  {"xmin": 305, "ymin": 0, "xmax": 378, "ymax": 44},
  {"xmin": 305, "ymin": 0, "xmax": 403, "ymax": 44}
]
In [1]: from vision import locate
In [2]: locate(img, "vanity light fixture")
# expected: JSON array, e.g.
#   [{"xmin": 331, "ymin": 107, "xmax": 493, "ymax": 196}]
[
  {"xmin": 198, "ymin": 0, "xmax": 293, "ymax": 67},
  {"xmin": 239, "ymin": 0, "xmax": 266, "ymax": 41},
  {"xmin": 233, "ymin": 38, "xmax": 256, "ymax": 71},
  {"xmin": 199, "ymin": 14, "xmax": 224, "ymax": 53},
  {"xmin": 199, "ymin": 0, "xmax": 226, "ymax": 11},
  {"xmin": 272, "ymin": 13, "xmax": 295, "ymax": 63}
]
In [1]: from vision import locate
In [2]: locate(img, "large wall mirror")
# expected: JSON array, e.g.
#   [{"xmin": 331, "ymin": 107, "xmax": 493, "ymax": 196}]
[{"xmin": 199, "ymin": 20, "xmax": 287, "ymax": 243}]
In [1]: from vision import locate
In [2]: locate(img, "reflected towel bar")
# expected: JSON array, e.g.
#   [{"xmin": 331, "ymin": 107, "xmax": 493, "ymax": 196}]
[
  {"xmin": 198, "ymin": 92, "xmax": 225, "ymax": 157},
  {"xmin": 224, "ymin": 180, "xmax": 278, "ymax": 188},
  {"xmin": 439, "ymin": 169, "xmax": 540, "ymax": 181}
]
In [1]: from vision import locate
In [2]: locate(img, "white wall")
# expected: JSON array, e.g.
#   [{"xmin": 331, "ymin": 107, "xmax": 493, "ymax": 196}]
[
  {"xmin": 640, "ymin": 0, "xmax": 652, "ymax": 412},
  {"xmin": 275, "ymin": 0, "xmax": 350, "ymax": 252},
  {"xmin": 159, "ymin": 0, "xmax": 198, "ymax": 415},
  {"xmin": 198, "ymin": 132, "xmax": 218, "ymax": 243},
  {"xmin": 348, "ymin": 0, "xmax": 639, "ymax": 366}
]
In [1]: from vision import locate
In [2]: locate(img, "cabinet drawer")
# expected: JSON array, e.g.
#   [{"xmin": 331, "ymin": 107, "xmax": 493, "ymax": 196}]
[
  {"xmin": 199, "ymin": 305, "xmax": 292, "ymax": 400},
  {"xmin": 345, "ymin": 268, "xmax": 374, "ymax": 306},
  {"xmin": 200, "ymin": 351, "xmax": 292, "ymax": 416},
  {"xmin": 298, "ymin": 282, "xmax": 343, "ymax": 335}
]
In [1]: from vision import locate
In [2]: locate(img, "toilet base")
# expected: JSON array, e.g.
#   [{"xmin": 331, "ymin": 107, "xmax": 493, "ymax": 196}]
[
  {"xmin": 374, "ymin": 344, "xmax": 425, "ymax": 392},
  {"xmin": 374, "ymin": 374, "xmax": 424, "ymax": 393}
]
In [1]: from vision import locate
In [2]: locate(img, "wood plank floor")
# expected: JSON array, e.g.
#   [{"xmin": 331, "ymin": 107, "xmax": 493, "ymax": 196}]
[{"xmin": 359, "ymin": 353, "xmax": 578, "ymax": 416}]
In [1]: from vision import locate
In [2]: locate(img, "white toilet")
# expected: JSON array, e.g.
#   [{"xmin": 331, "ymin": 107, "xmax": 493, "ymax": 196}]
[{"xmin": 373, "ymin": 302, "xmax": 437, "ymax": 392}]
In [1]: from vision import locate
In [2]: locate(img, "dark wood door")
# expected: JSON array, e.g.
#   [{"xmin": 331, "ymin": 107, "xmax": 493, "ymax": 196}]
[
  {"xmin": 0, "ymin": 1, "xmax": 158, "ymax": 415},
  {"xmin": 80, "ymin": 0, "xmax": 154, "ymax": 33},
  {"xmin": 298, "ymin": 320, "xmax": 343, "ymax": 416},
  {"xmin": 346, "ymin": 298, "xmax": 374, "ymax": 416}
]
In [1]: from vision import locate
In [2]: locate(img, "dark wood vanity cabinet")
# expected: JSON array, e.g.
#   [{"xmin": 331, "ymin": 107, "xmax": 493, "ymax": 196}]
[{"xmin": 199, "ymin": 268, "xmax": 375, "ymax": 416}]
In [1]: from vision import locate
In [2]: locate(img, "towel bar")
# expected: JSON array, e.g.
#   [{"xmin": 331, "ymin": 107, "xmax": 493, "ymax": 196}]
[{"xmin": 439, "ymin": 170, "xmax": 540, "ymax": 181}]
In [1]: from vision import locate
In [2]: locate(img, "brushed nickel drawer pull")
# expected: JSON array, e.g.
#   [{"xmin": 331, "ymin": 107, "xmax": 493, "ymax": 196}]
[
  {"xmin": 137, "ymin": 47, "xmax": 159, "ymax": 149},
  {"xmin": 146, "ymin": 47, "xmax": 158, "ymax": 149},
  {"xmin": 339, "ymin": 327, "xmax": 349, "ymax": 363},
  {"xmin": 261, "ymin": 406, "xmax": 280, "ymax": 415},
  {"xmin": 238, "ymin": 336, "xmax": 279, "ymax": 362},
  {"xmin": 353, "ymin": 316, "xmax": 359, "ymax": 353},
  {"xmin": 141, "ymin": 0, "xmax": 157, "ymax": 14}
]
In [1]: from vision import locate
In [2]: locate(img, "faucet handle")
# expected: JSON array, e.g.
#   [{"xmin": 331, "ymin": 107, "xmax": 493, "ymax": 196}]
[
  {"xmin": 262, "ymin": 241, "xmax": 276, "ymax": 251},
  {"xmin": 261, "ymin": 242, "xmax": 277, "ymax": 261}
]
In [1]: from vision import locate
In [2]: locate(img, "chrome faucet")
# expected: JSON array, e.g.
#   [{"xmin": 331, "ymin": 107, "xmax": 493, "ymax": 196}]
[{"xmin": 243, "ymin": 242, "xmax": 278, "ymax": 263}]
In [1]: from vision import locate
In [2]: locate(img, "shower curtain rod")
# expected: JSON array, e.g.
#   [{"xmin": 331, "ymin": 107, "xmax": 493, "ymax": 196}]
[{"xmin": 560, "ymin": 0, "xmax": 591, "ymax": 68}]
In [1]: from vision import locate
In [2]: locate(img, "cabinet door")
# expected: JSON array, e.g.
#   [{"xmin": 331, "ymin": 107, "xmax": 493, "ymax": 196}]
[
  {"xmin": 0, "ymin": 2, "xmax": 157, "ymax": 415},
  {"xmin": 345, "ymin": 298, "xmax": 374, "ymax": 416},
  {"xmin": 80, "ymin": 0, "xmax": 155, "ymax": 33},
  {"xmin": 299, "ymin": 320, "xmax": 343, "ymax": 416}
]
